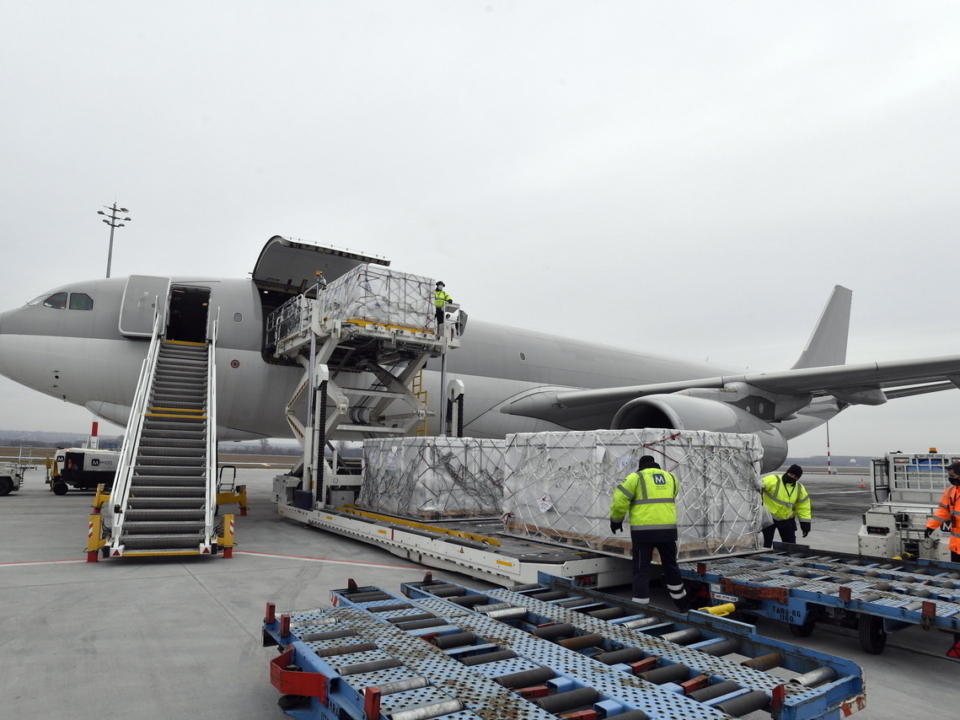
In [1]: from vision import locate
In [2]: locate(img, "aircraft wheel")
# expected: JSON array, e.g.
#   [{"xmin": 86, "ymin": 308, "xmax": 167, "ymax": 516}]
[
  {"xmin": 0, "ymin": 477, "xmax": 13, "ymax": 496},
  {"xmin": 858, "ymin": 614, "xmax": 886, "ymax": 654},
  {"xmin": 53, "ymin": 482, "xmax": 69, "ymax": 495}
]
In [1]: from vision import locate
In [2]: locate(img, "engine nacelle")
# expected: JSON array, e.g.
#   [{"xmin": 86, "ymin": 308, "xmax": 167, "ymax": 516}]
[{"xmin": 611, "ymin": 393, "xmax": 788, "ymax": 473}]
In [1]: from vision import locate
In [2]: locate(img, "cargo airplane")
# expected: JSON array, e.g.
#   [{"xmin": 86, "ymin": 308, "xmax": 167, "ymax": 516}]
[{"xmin": 1, "ymin": 236, "xmax": 958, "ymax": 472}]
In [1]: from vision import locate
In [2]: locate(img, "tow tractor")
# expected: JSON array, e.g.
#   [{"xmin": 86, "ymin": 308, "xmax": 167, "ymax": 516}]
[
  {"xmin": 0, "ymin": 461, "xmax": 27, "ymax": 495},
  {"xmin": 857, "ymin": 450, "xmax": 957, "ymax": 562},
  {"xmin": 49, "ymin": 447, "xmax": 120, "ymax": 495}
]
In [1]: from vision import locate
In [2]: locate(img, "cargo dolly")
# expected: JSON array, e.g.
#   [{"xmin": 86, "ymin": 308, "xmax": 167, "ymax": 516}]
[
  {"xmin": 680, "ymin": 543, "xmax": 960, "ymax": 655},
  {"xmin": 261, "ymin": 572, "xmax": 865, "ymax": 720}
]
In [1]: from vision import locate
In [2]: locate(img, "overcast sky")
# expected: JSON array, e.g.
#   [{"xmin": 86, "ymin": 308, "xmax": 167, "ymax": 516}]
[{"xmin": 2, "ymin": 1, "xmax": 959, "ymax": 459}]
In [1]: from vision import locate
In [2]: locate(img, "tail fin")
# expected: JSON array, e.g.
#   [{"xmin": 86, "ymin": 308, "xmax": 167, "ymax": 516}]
[{"xmin": 791, "ymin": 285, "xmax": 852, "ymax": 369}]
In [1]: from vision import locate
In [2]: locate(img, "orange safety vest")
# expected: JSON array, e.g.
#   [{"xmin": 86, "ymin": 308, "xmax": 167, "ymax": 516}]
[{"xmin": 926, "ymin": 485, "xmax": 960, "ymax": 555}]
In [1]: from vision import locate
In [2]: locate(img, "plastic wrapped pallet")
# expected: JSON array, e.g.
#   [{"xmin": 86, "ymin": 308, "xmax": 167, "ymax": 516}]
[
  {"xmin": 502, "ymin": 429, "xmax": 763, "ymax": 560},
  {"xmin": 318, "ymin": 264, "xmax": 436, "ymax": 332},
  {"xmin": 360, "ymin": 437, "xmax": 506, "ymax": 520}
]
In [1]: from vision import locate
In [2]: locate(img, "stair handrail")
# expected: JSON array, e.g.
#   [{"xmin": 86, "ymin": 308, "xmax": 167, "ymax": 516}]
[
  {"xmin": 109, "ymin": 308, "xmax": 165, "ymax": 548},
  {"xmin": 203, "ymin": 310, "xmax": 220, "ymax": 549}
]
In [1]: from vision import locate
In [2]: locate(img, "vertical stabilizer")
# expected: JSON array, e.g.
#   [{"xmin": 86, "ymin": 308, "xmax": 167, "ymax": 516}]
[{"xmin": 792, "ymin": 285, "xmax": 852, "ymax": 369}]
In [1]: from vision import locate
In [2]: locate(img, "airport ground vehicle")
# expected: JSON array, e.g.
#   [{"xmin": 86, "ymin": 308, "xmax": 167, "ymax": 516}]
[
  {"xmin": 0, "ymin": 461, "xmax": 25, "ymax": 495},
  {"xmin": 261, "ymin": 573, "xmax": 865, "ymax": 720},
  {"xmin": 49, "ymin": 448, "xmax": 119, "ymax": 494},
  {"xmin": 857, "ymin": 451, "xmax": 957, "ymax": 562}
]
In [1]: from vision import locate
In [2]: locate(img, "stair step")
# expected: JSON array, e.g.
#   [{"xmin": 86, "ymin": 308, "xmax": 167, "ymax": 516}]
[
  {"xmin": 135, "ymin": 465, "xmax": 204, "ymax": 476},
  {"xmin": 121, "ymin": 534, "xmax": 204, "ymax": 550},
  {"xmin": 125, "ymin": 509, "xmax": 206, "ymax": 521},
  {"xmin": 140, "ymin": 429, "xmax": 206, "ymax": 440},
  {"xmin": 138, "ymin": 439, "xmax": 206, "ymax": 449},
  {"xmin": 142, "ymin": 418, "xmax": 205, "ymax": 429},
  {"xmin": 128, "ymin": 486, "xmax": 206, "ymax": 497},
  {"xmin": 138, "ymin": 446, "xmax": 205, "ymax": 457},
  {"xmin": 122, "ymin": 521, "xmax": 206, "ymax": 534},
  {"xmin": 126, "ymin": 497, "xmax": 205, "ymax": 509},
  {"xmin": 136, "ymin": 456, "xmax": 204, "ymax": 467},
  {"xmin": 131, "ymin": 475, "xmax": 206, "ymax": 487},
  {"xmin": 155, "ymin": 369, "xmax": 206, "ymax": 381}
]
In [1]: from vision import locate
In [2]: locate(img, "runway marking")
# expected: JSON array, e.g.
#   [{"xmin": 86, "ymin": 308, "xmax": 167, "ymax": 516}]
[
  {"xmin": 0, "ymin": 558, "xmax": 86, "ymax": 568},
  {"xmin": 236, "ymin": 550, "xmax": 423, "ymax": 570}
]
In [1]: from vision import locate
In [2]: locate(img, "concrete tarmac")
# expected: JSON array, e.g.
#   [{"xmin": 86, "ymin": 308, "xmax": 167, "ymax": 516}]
[{"xmin": 0, "ymin": 468, "xmax": 955, "ymax": 720}]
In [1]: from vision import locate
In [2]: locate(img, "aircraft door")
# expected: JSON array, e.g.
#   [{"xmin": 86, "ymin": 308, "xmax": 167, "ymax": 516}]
[
  {"xmin": 167, "ymin": 286, "xmax": 211, "ymax": 343},
  {"xmin": 119, "ymin": 275, "xmax": 171, "ymax": 337}
]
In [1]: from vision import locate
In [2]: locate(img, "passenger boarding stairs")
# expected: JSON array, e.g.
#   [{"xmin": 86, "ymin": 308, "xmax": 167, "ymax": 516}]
[{"xmin": 107, "ymin": 318, "xmax": 219, "ymax": 557}]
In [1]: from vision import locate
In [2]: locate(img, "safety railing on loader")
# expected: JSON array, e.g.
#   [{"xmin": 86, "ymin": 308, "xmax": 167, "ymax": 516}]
[{"xmin": 107, "ymin": 310, "xmax": 164, "ymax": 546}]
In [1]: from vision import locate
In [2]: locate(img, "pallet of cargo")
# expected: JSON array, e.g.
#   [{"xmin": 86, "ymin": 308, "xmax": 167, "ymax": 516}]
[
  {"xmin": 261, "ymin": 572, "xmax": 865, "ymax": 720},
  {"xmin": 680, "ymin": 543, "xmax": 960, "ymax": 655}
]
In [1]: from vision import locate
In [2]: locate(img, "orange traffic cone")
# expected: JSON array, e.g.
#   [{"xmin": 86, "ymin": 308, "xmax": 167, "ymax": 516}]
[{"xmin": 859, "ymin": 479, "xmax": 867, "ymax": 489}]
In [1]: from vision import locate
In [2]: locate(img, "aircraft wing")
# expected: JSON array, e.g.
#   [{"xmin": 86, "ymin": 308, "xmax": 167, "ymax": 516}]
[{"xmin": 500, "ymin": 354, "xmax": 960, "ymax": 425}]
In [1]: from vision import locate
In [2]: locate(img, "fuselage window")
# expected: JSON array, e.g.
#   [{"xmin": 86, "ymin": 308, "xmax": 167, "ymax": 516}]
[
  {"xmin": 43, "ymin": 292, "xmax": 68, "ymax": 309},
  {"xmin": 69, "ymin": 293, "xmax": 94, "ymax": 311},
  {"xmin": 234, "ymin": 312, "xmax": 242, "ymax": 322}
]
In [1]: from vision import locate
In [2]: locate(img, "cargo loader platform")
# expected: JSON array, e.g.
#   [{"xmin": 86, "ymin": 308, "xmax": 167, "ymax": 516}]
[
  {"xmin": 261, "ymin": 572, "xmax": 865, "ymax": 720},
  {"xmin": 680, "ymin": 543, "xmax": 960, "ymax": 655}
]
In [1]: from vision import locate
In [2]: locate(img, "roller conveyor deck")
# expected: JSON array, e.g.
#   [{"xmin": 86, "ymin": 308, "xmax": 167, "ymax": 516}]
[
  {"xmin": 680, "ymin": 543, "xmax": 960, "ymax": 655},
  {"xmin": 261, "ymin": 573, "xmax": 865, "ymax": 720}
]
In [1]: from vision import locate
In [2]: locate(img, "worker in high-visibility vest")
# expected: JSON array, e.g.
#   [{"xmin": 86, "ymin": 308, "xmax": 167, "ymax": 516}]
[
  {"xmin": 609, "ymin": 455, "xmax": 689, "ymax": 610},
  {"xmin": 434, "ymin": 281, "xmax": 452, "ymax": 328},
  {"xmin": 925, "ymin": 461, "xmax": 960, "ymax": 562},
  {"xmin": 760, "ymin": 464, "xmax": 811, "ymax": 548}
]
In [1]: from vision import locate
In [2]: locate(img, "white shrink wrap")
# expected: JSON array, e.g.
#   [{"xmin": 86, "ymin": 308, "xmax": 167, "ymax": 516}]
[
  {"xmin": 319, "ymin": 264, "xmax": 436, "ymax": 332},
  {"xmin": 360, "ymin": 437, "xmax": 506, "ymax": 519},
  {"xmin": 502, "ymin": 429, "xmax": 763, "ymax": 560}
]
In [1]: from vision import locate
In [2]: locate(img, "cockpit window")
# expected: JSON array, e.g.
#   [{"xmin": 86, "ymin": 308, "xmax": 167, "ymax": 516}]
[
  {"xmin": 42, "ymin": 292, "xmax": 68, "ymax": 309},
  {"xmin": 69, "ymin": 293, "xmax": 93, "ymax": 311}
]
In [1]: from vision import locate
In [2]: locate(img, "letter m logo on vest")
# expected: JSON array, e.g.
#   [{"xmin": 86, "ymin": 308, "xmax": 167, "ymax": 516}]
[{"xmin": 652, "ymin": 472, "xmax": 667, "ymax": 485}]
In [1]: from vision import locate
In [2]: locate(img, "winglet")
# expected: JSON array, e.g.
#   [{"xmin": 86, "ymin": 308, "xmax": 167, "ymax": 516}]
[{"xmin": 791, "ymin": 285, "xmax": 852, "ymax": 369}]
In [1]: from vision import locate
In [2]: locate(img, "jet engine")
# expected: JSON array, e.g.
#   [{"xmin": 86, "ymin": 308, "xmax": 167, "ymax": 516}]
[{"xmin": 611, "ymin": 393, "xmax": 788, "ymax": 472}]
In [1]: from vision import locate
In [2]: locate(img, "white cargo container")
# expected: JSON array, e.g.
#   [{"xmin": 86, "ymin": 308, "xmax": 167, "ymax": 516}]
[{"xmin": 502, "ymin": 429, "xmax": 763, "ymax": 559}]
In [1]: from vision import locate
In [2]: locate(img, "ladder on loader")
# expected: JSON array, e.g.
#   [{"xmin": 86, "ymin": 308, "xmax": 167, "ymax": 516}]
[
  {"xmin": 87, "ymin": 312, "xmax": 234, "ymax": 560},
  {"xmin": 266, "ymin": 266, "xmax": 461, "ymax": 509}
]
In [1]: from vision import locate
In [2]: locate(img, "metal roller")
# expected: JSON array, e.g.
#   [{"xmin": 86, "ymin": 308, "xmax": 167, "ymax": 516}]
[
  {"xmin": 910, "ymin": 588, "xmax": 933, "ymax": 598},
  {"xmin": 531, "ymin": 623, "xmax": 575, "ymax": 640},
  {"xmin": 740, "ymin": 652, "xmax": 783, "ymax": 671},
  {"xmin": 388, "ymin": 699, "xmax": 465, "ymax": 720},
  {"xmin": 594, "ymin": 647, "xmax": 647, "ymax": 665},
  {"xmin": 937, "ymin": 581, "xmax": 956, "ymax": 589},
  {"xmin": 373, "ymin": 676, "xmax": 430, "ymax": 696},
  {"xmin": 530, "ymin": 590, "xmax": 568, "ymax": 601},
  {"xmin": 589, "ymin": 607, "xmax": 625, "ymax": 620},
  {"xmin": 427, "ymin": 585, "xmax": 467, "ymax": 597},
  {"xmin": 343, "ymin": 591, "xmax": 394, "ymax": 602},
  {"xmin": 495, "ymin": 666, "xmax": 556, "ymax": 688},
  {"xmin": 781, "ymin": 580, "xmax": 806, "ymax": 589},
  {"xmin": 556, "ymin": 633, "xmax": 604, "ymax": 651},
  {"xmin": 290, "ymin": 616, "xmax": 337, "ymax": 628},
  {"xmin": 394, "ymin": 618, "xmax": 447, "ymax": 631},
  {"xmin": 715, "ymin": 689, "xmax": 770, "ymax": 717},
  {"xmin": 696, "ymin": 638, "xmax": 740, "ymax": 656},
  {"xmin": 315, "ymin": 642, "xmax": 378, "ymax": 658},
  {"xmin": 300, "ymin": 629, "xmax": 358, "ymax": 642},
  {"xmin": 620, "ymin": 617, "xmax": 661, "ymax": 630},
  {"xmin": 460, "ymin": 649, "xmax": 517, "ymax": 666},
  {"xmin": 857, "ymin": 593, "xmax": 882, "ymax": 603},
  {"xmin": 477, "ymin": 602, "xmax": 513, "ymax": 613},
  {"xmin": 370, "ymin": 603, "xmax": 414, "ymax": 613},
  {"xmin": 509, "ymin": 583, "xmax": 542, "ymax": 592},
  {"xmin": 638, "ymin": 663, "xmax": 690, "ymax": 685},
  {"xmin": 387, "ymin": 613, "xmax": 436, "ymax": 624},
  {"xmin": 484, "ymin": 607, "xmax": 528, "ymax": 621},
  {"xmin": 872, "ymin": 582, "xmax": 893, "ymax": 591},
  {"xmin": 338, "ymin": 658, "xmax": 403, "ymax": 676},
  {"xmin": 431, "ymin": 631, "xmax": 477, "ymax": 649},
  {"xmin": 686, "ymin": 680, "xmax": 742, "ymax": 702},
  {"xmin": 446, "ymin": 595, "xmax": 491, "ymax": 607},
  {"xmin": 658, "ymin": 628, "xmax": 701, "ymax": 645},
  {"xmin": 534, "ymin": 687, "xmax": 599, "ymax": 713},
  {"xmin": 558, "ymin": 598, "xmax": 594, "ymax": 608},
  {"xmin": 790, "ymin": 666, "xmax": 837, "ymax": 687}
]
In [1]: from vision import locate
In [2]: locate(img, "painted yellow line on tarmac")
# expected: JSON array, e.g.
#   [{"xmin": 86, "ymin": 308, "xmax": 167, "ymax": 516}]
[{"xmin": 0, "ymin": 558, "xmax": 86, "ymax": 568}]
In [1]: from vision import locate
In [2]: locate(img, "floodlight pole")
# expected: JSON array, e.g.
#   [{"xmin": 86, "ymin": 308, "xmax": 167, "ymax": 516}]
[{"xmin": 97, "ymin": 202, "xmax": 132, "ymax": 278}]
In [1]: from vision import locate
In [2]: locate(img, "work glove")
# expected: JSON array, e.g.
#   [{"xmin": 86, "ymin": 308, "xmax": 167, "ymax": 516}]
[
  {"xmin": 924, "ymin": 527, "xmax": 934, "ymax": 539},
  {"xmin": 799, "ymin": 521, "xmax": 811, "ymax": 538},
  {"xmin": 609, "ymin": 520, "xmax": 623, "ymax": 534}
]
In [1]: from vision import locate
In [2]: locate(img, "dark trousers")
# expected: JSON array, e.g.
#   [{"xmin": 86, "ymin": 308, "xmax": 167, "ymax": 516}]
[
  {"xmin": 952, "ymin": 551, "xmax": 960, "ymax": 564},
  {"xmin": 631, "ymin": 537, "xmax": 683, "ymax": 601},
  {"xmin": 435, "ymin": 307, "xmax": 444, "ymax": 326},
  {"xmin": 762, "ymin": 517, "xmax": 797, "ymax": 547}
]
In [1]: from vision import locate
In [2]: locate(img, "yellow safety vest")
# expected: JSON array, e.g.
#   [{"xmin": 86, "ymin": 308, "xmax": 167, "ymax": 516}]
[
  {"xmin": 610, "ymin": 468, "xmax": 678, "ymax": 530},
  {"xmin": 434, "ymin": 290, "xmax": 451, "ymax": 308},
  {"xmin": 761, "ymin": 474, "xmax": 811, "ymax": 521}
]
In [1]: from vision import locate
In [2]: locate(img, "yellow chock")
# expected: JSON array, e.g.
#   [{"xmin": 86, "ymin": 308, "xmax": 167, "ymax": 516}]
[
  {"xmin": 218, "ymin": 513, "xmax": 236, "ymax": 559},
  {"xmin": 700, "ymin": 603, "xmax": 737, "ymax": 617},
  {"xmin": 86, "ymin": 513, "xmax": 108, "ymax": 563}
]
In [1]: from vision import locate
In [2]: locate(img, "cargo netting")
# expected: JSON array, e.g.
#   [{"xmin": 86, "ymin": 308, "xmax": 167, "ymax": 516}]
[
  {"xmin": 502, "ymin": 429, "xmax": 763, "ymax": 560},
  {"xmin": 360, "ymin": 438, "xmax": 506, "ymax": 520}
]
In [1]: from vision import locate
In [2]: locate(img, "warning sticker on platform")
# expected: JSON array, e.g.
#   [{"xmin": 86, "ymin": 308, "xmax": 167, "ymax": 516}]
[
  {"xmin": 537, "ymin": 494, "xmax": 553, "ymax": 512},
  {"xmin": 709, "ymin": 583, "xmax": 740, "ymax": 603}
]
